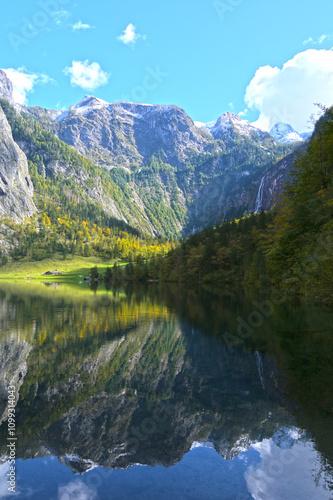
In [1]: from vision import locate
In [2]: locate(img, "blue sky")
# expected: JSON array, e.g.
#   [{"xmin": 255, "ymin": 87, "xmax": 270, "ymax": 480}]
[{"xmin": 1, "ymin": 0, "xmax": 333, "ymax": 131}]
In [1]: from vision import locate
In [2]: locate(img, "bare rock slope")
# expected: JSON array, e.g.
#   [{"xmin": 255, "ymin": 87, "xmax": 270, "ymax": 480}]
[{"xmin": 0, "ymin": 107, "xmax": 36, "ymax": 221}]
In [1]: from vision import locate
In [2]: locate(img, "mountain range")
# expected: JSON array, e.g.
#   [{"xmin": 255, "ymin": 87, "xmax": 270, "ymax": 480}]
[
  {"xmin": 0, "ymin": 69, "xmax": 311, "ymax": 239},
  {"xmin": 196, "ymin": 114, "xmax": 310, "ymax": 145}
]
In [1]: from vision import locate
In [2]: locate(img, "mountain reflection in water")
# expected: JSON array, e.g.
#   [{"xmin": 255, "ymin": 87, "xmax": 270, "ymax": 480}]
[{"xmin": 0, "ymin": 281, "xmax": 332, "ymax": 500}]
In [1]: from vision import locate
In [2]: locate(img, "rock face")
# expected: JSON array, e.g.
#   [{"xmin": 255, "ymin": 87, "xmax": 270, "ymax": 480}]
[
  {"xmin": 252, "ymin": 142, "xmax": 308, "ymax": 212},
  {"xmin": 53, "ymin": 102, "xmax": 277, "ymax": 169},
  {"xmin": 0, "ymin": 334, "xmax": 31, "ymax": 425},
  {"xmin": 0, "ymin": 107, "xmax": 36, "ymax": 221},
  {"xmin": 53, "ymin": 96, "xmax": 214, "ymax": 168},
  {"xmin": 0, "ymin": 70, "xmax": 14, "ymax": 103}
]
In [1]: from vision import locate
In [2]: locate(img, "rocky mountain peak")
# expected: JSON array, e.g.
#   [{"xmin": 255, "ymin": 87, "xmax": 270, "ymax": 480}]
[
  {"xmin": 73, "ymin": 95, "xmax": 109, "ymax": 111},
  {"xmin": 202, "ymin": 111, "xmax": 267, "ymax": 142},
  {"xmin": 214, "ymin": 112, "xmax": 253, "ymax": 133},
  {"xmin": 0, "ymin": 70, "xmax": 14, "ymax": 102},
  {"xmin": 269, "ymin": 122, "xmax": 304, "ymax": 144}
]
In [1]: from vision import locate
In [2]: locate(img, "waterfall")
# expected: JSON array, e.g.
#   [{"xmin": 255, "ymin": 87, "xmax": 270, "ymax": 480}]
[
  {"xmin": 254, "ymin": 176, "xmax": 265, "ymax": 213},
  {"xmin": 255, "ymin": 351, "xmax": 265, "ymax": 390}
]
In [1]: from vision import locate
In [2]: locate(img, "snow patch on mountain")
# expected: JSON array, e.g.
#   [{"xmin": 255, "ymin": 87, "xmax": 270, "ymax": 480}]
[
  {"xmin": 210, "ymin": 112, "xmax": 260, "ymax": 138},
  {"xmin": 270, "ymin": 123, "xmax": 304, "ymax": 144},
  {"xmin": 195, "ymin": 112, "xmax": 266, "ymax": 141},
  {"xmin": 74, "ymin": 95, "xmax": 109, "ymax": 110},
  {"xmin": 194, "ymin": 121, "xmax": 206, "ymax": 128},
  {"xmin": 57, "ymin": 95, "xmax": 111, "ymax": 120}
]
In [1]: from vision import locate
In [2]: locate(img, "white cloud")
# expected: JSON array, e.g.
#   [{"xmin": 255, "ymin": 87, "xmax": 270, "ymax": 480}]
[
  {"xmin": 58, "ymin": 480, "xmax": 98, "ymax": 500},
  {"xmin": 56, "ymin": 101, "xmax": 66, "ymax": 110},
  {"xmin": 245, "ymin": 49, "xmax": 333, "ymax": 132},
  {"xmin": 63, "ymin": 60, "xmax": 110, "ymax": 91},
  {"xmin": 0, "ymin": 463, "xmax": 11, "ymax": 498},
  {"xmin": 303, "ymin": 33, "xmax": 332, "ymax": 45},
  {"xmin": 51, "ymin": 9, "xmax": 71, "ymax": 26},
  {"xmin": 72, "ymin": 21, "xmax": 94, "ymax": 31},
  {"xmin": 245, "ymin": 436, "xmax": 332, "ymax": 500},
  {"xmin": 117, "ymin": 23, "xmax": 144, "ymax": 46},
  {"xmin": 3, "ymin": 67, "xmax": 55, "ymax": 104}
]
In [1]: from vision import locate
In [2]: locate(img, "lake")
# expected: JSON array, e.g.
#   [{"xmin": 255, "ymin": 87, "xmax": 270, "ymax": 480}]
[{"xmin": 0, "ymin": 281, "xmax": 332, "ymax": 500}]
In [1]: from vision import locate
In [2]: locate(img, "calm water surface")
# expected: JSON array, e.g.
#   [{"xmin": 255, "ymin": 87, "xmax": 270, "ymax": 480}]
[{"xmin": 0, "ymin": 281, "xmax": 332, "ymax": 500}]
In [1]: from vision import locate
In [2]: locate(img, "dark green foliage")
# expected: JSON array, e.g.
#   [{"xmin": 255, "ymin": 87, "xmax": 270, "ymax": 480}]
[
  {"xmin": 104, "ymin": 267, "xmax": 113, "ymax": 283},
  {"xmin": 135, "ymin": 159, "xmax": 188, "ymax": 238},
  {"xmin": 266, "ymin": 106, "xmax": 333, "ymax": 301},
  {"xmin": 90, "ymin": 266, "xmax": 99, "ymax": 280},
  {"xmin": 158, "ymin": 212, "xmax": 272, "ymax": 285},
  {"xmin": 0, "ymin": 250, "xmax": 8, "ymax": 267}
]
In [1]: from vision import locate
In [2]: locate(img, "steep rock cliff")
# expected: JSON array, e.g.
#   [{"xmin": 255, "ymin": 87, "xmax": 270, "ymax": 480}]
[{"xmin": 0, "ymin": 107, "xmax": 36, "ymax": 221}]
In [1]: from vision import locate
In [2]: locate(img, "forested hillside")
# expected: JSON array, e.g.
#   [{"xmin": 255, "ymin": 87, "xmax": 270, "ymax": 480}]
[
  {"xmin": 0, "ymin": 99, "xmax": 173, "ymax": 263},
  {"xmin": 266, "ymin": 107, "xmax": 333, "ymax": 300}
]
